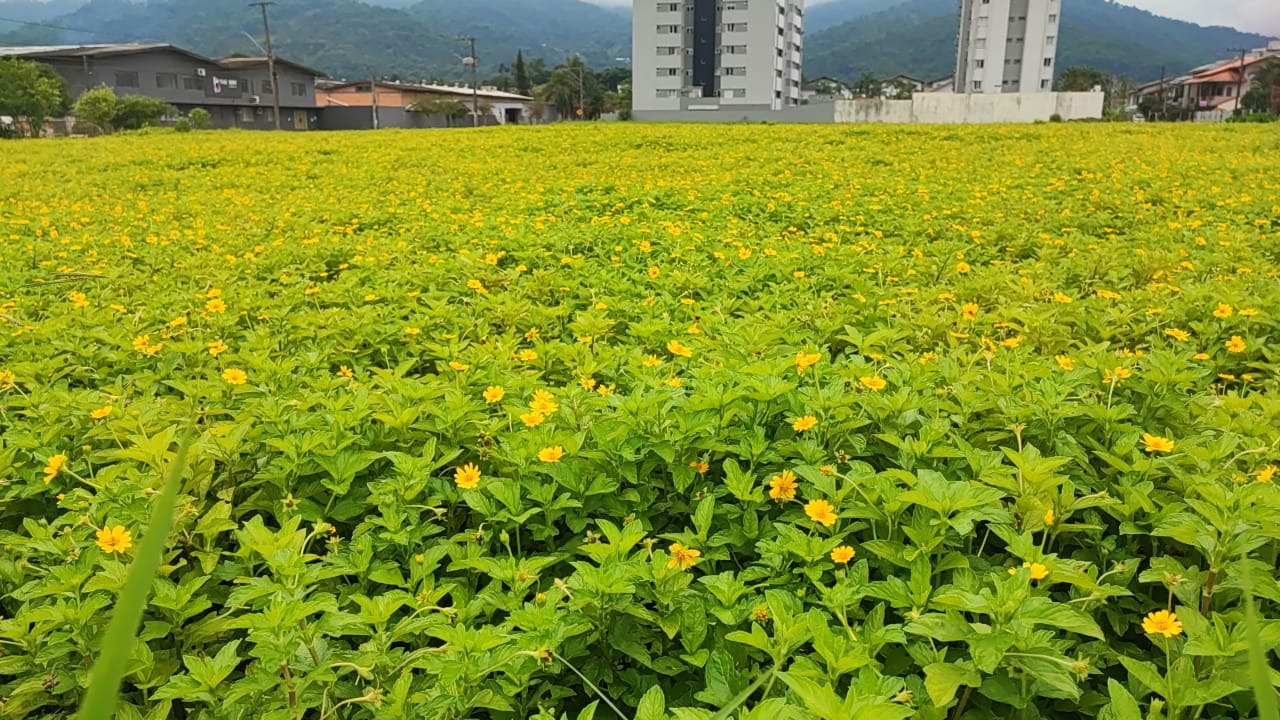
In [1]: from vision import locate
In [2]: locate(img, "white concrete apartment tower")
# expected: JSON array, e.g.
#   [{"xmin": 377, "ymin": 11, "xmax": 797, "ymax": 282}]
[
  {"xmin": 632, "ymin": 0, "xmax": 804, "ymax": 114},
  {"xmin": 954, "ymin": 0, "xmax": 1061, "ymax": 93}
]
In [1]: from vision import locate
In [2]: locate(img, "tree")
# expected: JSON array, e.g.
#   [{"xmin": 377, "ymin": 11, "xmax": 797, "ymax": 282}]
[
  {"xmin": 408, "ymin": 98, "xmax": 470, "ymax": 127},
  {"xmin": 1246, "ymin": 58, "xmax": 1280, "ymax": 114},
  {"xmin": 514, "ymin": 50, "xmax": 531, "ymax": 96},
  {"xmin": 0, "ymin": 58, "xmax": 66, "ymax": 138},
  {"xmin": 1055, "ymin": 66, "xmax": 1109, "ymax": 93},
  {"xmin": 536, "ymin": 56, "xmax": 605, "ymax": 120},
  {"xmin": 188, "ymin": 108, "xmax": 212, "ymax": 130},
  {"xmin": 851, "ymin": 73, "xmax": 881, "ymax": 98},
  {"xmin": 73, "ymin": 86, "xmax": 121, "ymax": 133}
]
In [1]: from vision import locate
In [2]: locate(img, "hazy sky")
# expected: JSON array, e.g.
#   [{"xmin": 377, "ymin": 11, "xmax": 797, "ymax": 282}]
[{"xmin": 588, "ymin": 0, "xmax": 1280, "ymax": 35}]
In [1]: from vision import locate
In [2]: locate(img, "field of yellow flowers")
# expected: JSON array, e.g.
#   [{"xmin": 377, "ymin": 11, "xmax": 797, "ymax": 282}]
[{"xmin": 1, "ymin": 123, "xmax": 1279, "ymax": 720}]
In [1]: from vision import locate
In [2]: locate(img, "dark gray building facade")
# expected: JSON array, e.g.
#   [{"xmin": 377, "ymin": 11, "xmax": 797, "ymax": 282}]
[{"xmin": 0, "ymin": 44, "xmax": 323, "ymax": 130}]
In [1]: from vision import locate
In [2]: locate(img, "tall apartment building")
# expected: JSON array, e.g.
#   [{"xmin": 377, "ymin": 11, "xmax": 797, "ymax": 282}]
[
  {"xmin": 954, "ymin": 0, "xmax": 1061, "ymax": 93},
  {"xmin": 633, "ymin": 0, "xmax": 804, "ymax": 113}
]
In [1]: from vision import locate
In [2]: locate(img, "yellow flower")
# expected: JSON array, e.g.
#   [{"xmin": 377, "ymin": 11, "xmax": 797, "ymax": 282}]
[
  {"xmin": 483, "ymin": 386, "xmax": 505, "ymax": 404},
  {"xmin": 538, "ymin": 446, "xmax": 565, "ymax": 463},
  {"xmin": 529, "ymin": 389, "xmax": 558, "ymax": 416},
  {"xmin": 517, "ymin": 349, "xmax": 539, "ymax": 362},
  {"xmin": 1142, "ymin": 610, "xmax": 1184, "ymax": 638},
  {"xmin": 1001, "ymin": 337, "xmax": 1022, "ymax": 349},
  {"xmin": 91, "ymin": 406, "xmax": 113, "ymax": 420},
  {"xmin": 792, "ymin": 415, "xmax": 818, "ymax": 433},
  {"xmin": 96, "ymin": 526, "xmax": 133, "ymax": 555},
  {"xmin": 647, "ymin": 266, "xmax": 661, "ymax": 279},
  {"xmin": 1212, "ymin": 303, "xmax": 1233, "ymax": 319},
  {"xmin": 467, "ymin": 278, "xmax": 489, "ymax": 294},
  {"xmin": 1164, "ymin": 328, "xmax": 1190, "ymax": 342},
  {"xmin": 207, "ymin": 340, "xmax": 228, "ymax": 357},
  {"xmin": 68, "ymin": 290, "xmax": 89, "ymax": 308},
  {"xmin": 1225, "ymin": 336, "xmax": 1246, "ymax": 353},
  {"xmin": 1096, "ymin": 289, "xmax": 1122, "ymax": 300},
  {"xmin": 667, "ymin": 340, "xmax": 693, "ymax": 358},
  {"xmin": 449, "ymin": 361, "xmax": 469, "ymax": 371},
  {"xmin": 454, "ymin": 463, "xmax": 481, "ymax": 489},
  {"xmin": 1240, "ymin": 308, "xmax": 1259, "ymax": 317},
  {"xmin": 221, "ymin": 368, "xmax": 248, "ymax": 385},
  {"xmin": 643, "ymin": 355, "xmax": 664, "ymax": 368},
  {"xmin": 961, "ymin": 302, "xmax": 979, "ymax": 320},
  {"xmin": 1142, "ymin": 433, "xmax": 1175, "ymax": 453},
  {"xmin": 796, "ymin": 351, "xmax": 822, "ymax": 374},
  {"xmin": 520, "ymin": 411, "xmax": 546, "ymax": 428},
  {"xmin": 1257, "ymin": 465, "xmax": 1275, "ymax": 483},
  {"xmin": 206, "ymin": 298, "xmax": 226, "ymax": 313},
  {"xmin": 1008, "ymin": 562, "xmax": 1049, "ymax": 580},
  {"xmin": 667, "ymin": 543, "xmax": 700, "ymax": 570},
  {"xmin": 1053, "ymin": 292, "xmax": 1073, "ymax": 304},
  {"xmin": 830, "ymin": 546, "xmax": 856, "ymax": 564},
  {"xmin": 768, "ymin": 470, "xmax": 798, "ymax": 501},
  {"xmin": 43, "ymin": 453, "xmax": 68, "ymax": 484},
  {"xmin": 0, "ymin": 368, "xmax": 14, "ymax": 388},
  {"xmin": 1055, "ymin": 355, "xmax": 1074, "ymax": 371},
  {"xmin": 860, "ymin": 376, "xmax": 887, "ymax": 392},
  {"xmin": 956, "ymin": 262, "xmax": 971, "ymax": 274},
  {"xmin": 404, "ymin": 327, "xmax": 420, "ymax": 336},
  {"xmin": 690, "ymin": 459, "xmax": 710, "ymax": 474},
  {"xmin": 805, "ymin": 499, "xmax": 839, "ymax": 527},
  {"xmin": 579, "ymin": 377, "xmax": 597, "ymax": 390},
  {"xmin": 1044, "ymin": 507, "xmax": 1055, "ymax": 525},
  {"xmin": 1193, "ymin": 353, "xmax": 1210, "ymax": 361},
  {"xmin": 338, "ymin": 365, "xmax": 353, "ymax": 379}
]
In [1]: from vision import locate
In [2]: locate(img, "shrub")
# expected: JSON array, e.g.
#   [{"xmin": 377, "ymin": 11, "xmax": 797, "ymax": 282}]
[{"xmin": 188, "ymin": 107, "xmax": 212, "ymax": 130}]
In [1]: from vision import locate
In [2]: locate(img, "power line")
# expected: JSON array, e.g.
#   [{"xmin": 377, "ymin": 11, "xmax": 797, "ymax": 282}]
[{"xmin": 0, "ymin": 14, "xmax": 102, "ymax": 35}]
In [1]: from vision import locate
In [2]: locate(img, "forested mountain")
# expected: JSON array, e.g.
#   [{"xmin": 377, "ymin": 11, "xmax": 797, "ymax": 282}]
[{"xmin": 0, "ymin": 0, "xmax": 1271, "ymax": 83}]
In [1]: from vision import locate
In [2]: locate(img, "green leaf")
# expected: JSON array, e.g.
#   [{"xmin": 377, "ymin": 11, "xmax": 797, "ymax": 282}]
[
  {"xmin": 635, "ymin": 685, "xmax": 666, "ymax": 720},
  {"xmin": 1119, "ymin": 656, "xmax": 1168, "ymax": 698},
  {"xmin": 1016, "ymin": 597, "xmax": 1105, "ymax": 639},
  {"xmin": 1105, "ymin": 679, "xmax": 1143, "ymax": 720},
  {"xmin": 924, "ymin": 662, "xmax": 980, "ymax": 708}
]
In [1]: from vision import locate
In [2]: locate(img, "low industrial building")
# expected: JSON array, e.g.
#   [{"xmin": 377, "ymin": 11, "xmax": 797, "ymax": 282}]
[{"xmin": 0, "ymin": 43, "xmax": 324, "ymax": 130}]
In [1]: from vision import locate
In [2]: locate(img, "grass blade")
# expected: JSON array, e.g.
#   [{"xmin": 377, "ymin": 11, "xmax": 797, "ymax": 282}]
[
  {"xmin": 77, "ymin": 427, "xmax": 196, "ymax": 720},
  {"xmin": 1242, "ymin": 562, "xmax": 1280, "ymax": 720}
]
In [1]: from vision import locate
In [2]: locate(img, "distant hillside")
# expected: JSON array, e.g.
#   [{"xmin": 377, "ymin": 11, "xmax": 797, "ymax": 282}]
[
  {"xmin": 0, "ymin": 0, "xmax": 629, "ymax": 80},
  {"xmin": 1, "ymin": 0, "xmax": 1272, "ymax": 84},
  {"xmin": 805, "ymin": 0, "xmax": 1273, "ymax": 82}
]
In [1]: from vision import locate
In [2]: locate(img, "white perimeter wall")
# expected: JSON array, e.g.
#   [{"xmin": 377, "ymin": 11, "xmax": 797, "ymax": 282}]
[{"xmin": 835, "ymin": 92, "xmax": 1103, "ymax": 123}]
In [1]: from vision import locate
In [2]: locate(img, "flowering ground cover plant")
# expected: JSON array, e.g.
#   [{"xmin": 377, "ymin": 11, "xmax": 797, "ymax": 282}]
[{"xmin": 0, "ymin": 123, "xmax": 1278, "ymax": 719}]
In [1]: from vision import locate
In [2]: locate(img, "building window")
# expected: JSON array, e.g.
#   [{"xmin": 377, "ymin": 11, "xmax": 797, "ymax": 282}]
[
  {"xmin": 725, "ymin": 0, "xmax": 749, "ymax": 8},
  {"xmin": 724, "ymin": 45, "xmax": 747, "ymax": 54},
  {"xmin": 657, "ymin": 1, "xmax": 680, "ymax": 10},
  {"xmin": 115, "ymin": 71, "xmax": 140, "ymax": 88},
  {"xmin": 290, "ymin": 82, "xmax": 307, "ymax": 97},
  {"xmin": 656, "ymin": 89, "xmax": 679, "ymax": 98},
  {"xmin": 261, "ymin": 79, "xmax": 273, "ymax": 94},
  {"xmin": 1041, "ymin": 79, "xmax": 1050, "ymax": 89},
  {"xmin": 238, "ymin": 107, "xmax": 254, "ymax": 123},
  {"xmin": 975, "ymin": 59, "xmax": 984, "ymax": 68},
  {"xmin": 1046, "ymin": 35, "xmax": 1055, "ymax": 45},
  {"xmin": 656, "ymin": 23, "xmax": 680, "ymax": 33},
  {"xmin": 1044, "ymin": 58, "xmax": 1053, "ymax": 67},
  {"xmin": 972, "ymin": 81, "xmax": 982, "ymax": 90},
  {"xmin": 656, "ymin": 46, "xmax": 680, "ymax": 55},
  {"xmin": 182, "ymin": 76, "xmax": 203, "ymax": 91},
  {"xmin": 1048, "ymin": 13, "xmax": 1057, "ymax": 23},
  {"xmin": 265, "ymin": 108, "xmax": 275, "ymax": 123},
  {"xmin": 156, "ymin": 73, "xmax": 178, "ymax": 89},
  {"xmin": 723, "ymin": 66, "xmax": 746, "ymax": 76},
  {"xmin": 724, "ymin": 22, "xmax": 747, "ymax": 31},
  {"xmin": 657, "ymin": 68, "xmax": 680, "ymax": 76}
]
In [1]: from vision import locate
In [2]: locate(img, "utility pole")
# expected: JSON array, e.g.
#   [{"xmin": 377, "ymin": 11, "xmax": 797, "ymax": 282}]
[
  {"xmin": 1156, "ymin": 65, "xmax": 1165, "ymax": 120},
  {"xmin": 1228, "ymin": 47, "xmax": 1249, "ymax": 115},
  {"xmin": 459, "ymin": 36, "xmax": 479, "ymax": 127},
  {"xmin": 371, "ymin": 73, "xmax": 379, "ymax": 130},
  {"xmin": 249, "ymin": 1, "xmax": 282, "ymax": 130}
]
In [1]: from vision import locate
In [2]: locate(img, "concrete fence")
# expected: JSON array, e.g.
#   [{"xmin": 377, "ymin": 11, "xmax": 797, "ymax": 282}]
[{"xmin": 834, "ymin": 92, "xmax": 1105, "ymax": 124}]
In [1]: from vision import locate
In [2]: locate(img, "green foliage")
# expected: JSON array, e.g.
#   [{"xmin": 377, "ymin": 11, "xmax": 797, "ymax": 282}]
[
  {"xmin": 114, "ymin": 95, "xmax": 173, "ymax": 131},
  {"xmin": 515, "ymin": 50, "xmax": 532, "ymax": 97},
  {"xmin": 0, "ymin": 58, "xmax": 66, "ymax": 138},
  {"xmin": 188, "ymin": 107, "xmax": 212, "ymax": 130},
  {"xmin": 71, "ymin": 85, "xmax": 119, "ymax": 134},
  {"xmin": 1055, "ymin": 66, "xmax": 1109, "ymax": 92},
  {"xmin": 2, "ymin": 124, "xmax": 1280, "ymax": 719}
]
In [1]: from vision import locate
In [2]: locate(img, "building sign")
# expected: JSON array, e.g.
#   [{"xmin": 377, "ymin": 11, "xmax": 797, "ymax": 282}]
[{"xmin": 206, "ymin": 76, "xmax": 244, "ymax": 98}]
